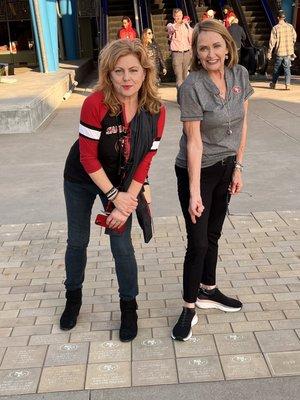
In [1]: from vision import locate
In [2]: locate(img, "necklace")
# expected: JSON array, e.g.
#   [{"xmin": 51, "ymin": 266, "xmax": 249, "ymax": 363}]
[{"xmin": 219, "ymin": 95, "xmax": 232, "ymax": 136}]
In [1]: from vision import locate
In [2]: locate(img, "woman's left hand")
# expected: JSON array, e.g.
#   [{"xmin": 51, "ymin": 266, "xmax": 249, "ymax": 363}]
[
  {"xmin": 229, "ymin": 169, "xmax": 243, "ymax": 195},
  {"xmin": 106, "ymin": 208, "xmax": 129, "ymax": 229}
]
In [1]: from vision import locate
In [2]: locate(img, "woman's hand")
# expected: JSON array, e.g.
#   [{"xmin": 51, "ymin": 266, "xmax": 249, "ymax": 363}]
[
  {"xmin": 229, "ymin": 169, "xmax": 243, "ymax": 195},
  {"xmin": 106, "ymin": 208, "xmax": 128, "ymax": 229},
  {"xmin": 189, "ymin": 195, "xmax": 204, "ymax": 224},
  {"xmin": 113, "ymin": 192, "xmax": 138, "ymax": 216}
]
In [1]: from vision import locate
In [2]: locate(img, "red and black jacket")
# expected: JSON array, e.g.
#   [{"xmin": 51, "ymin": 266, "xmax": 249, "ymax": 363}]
[{"xmin": 64, "ymin": 91, "xmax": 165, "ymax": 188}]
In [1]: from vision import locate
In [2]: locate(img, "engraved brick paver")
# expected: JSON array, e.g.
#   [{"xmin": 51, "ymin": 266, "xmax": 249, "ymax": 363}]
[
  {"xmin": 1, "ymin": 213, "xmax": 300, "ymax": 393},
  {"xmin": 132, "ymin": 337, "xmax": 174, "ymax": 360},
  {"xmin": 177, "ymin": 356, "xmax": 224, "ymax": 383},
  {"xmin": 174, "ymin": 335, "xmax": 217, "ymax": 357},
  {"xmin": 45, "ymin": 342, "xmax": 89, "ymax": 366},
  {"xmin": 255, "ymin": 330, "xmax": 300, "ymax": 352},
  {"xmin": 132, "ymin": 359, "xmax": 178, "ymax": 386},
  {"xmin": 220, "ymin": 353, "xmax": 271, "ymax": 380},
  {"xmin": 38, "ymin": 364, "xmax": 86, "ymax": 392},
  {"xmin": 265, "ymin": 351, "xmax": 300, "ymax": 376},
  {"xmin": 86, "ymin": 362, "xmax": 131, "ymax": 389},
  {"xmin": 0, "ymin": 368, "xmax": 41, "ymax": 396},
  {"xmin": 89, "ymin": 341, "xmax": 131, "ymax": 363},
  {"xmin": 214, "ymin": 332, "xmax": 260, "ymax": 355},
  {"xmin": 0, "ymin": 346, "xmax": 47, "ymax": 369}
]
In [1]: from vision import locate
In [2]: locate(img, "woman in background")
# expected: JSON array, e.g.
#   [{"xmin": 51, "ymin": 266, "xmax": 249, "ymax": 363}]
[
  {"xmin": 141, "ymin": 28, "xmax": 167, "ymax": 84},
  {"xmin": 117, "ymin": 16, "xmax": 138, "ymax": 40}
]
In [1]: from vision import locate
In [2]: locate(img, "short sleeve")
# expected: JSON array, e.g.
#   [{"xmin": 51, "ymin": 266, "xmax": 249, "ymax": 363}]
[
  {"xmin": 241, "ymin": 66, "xmax": 254, "ymax": 101},
  {"xmin": 179, "ymin": 83, "xmax": 204, "ymax": 122}
]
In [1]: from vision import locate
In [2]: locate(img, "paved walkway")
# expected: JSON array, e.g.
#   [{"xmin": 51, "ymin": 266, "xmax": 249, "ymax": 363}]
[
  {"xmin": 0, "ymin": 210, "xmax": 300, "ymax": 396},
  {"xmin": 0, "ymin": 75, "xmax": 300, "ymax": 398}
]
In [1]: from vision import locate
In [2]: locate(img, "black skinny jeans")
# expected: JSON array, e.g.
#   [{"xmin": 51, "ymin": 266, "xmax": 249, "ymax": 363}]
[{"xmin": 176, "ymin": 156, "xmax": 235, "ymax": 303}]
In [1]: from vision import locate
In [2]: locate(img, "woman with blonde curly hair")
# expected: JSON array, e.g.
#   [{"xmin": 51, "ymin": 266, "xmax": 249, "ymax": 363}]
[{"xmin": 61, "ymin": 39, "xmax": 166, "ymax": 342}]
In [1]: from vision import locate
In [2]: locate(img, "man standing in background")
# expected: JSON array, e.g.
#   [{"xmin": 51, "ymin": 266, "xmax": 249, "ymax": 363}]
[
  {"xmin": 167, "ymin": 8, "xmax": 193, "ymax": 88},
  {"xmin": 228, "ymin": 17, "xmax": 246, "ymax": 61},
  {"xmin": 267, "ymin": 10, "xmax": 297, "ymax": 90}
]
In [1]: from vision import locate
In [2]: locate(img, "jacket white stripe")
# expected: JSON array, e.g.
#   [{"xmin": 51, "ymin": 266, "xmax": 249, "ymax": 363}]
[
  {"xmin": 79, "ymin": 123, "xmax": 101, "ymax": 140},
  {"xmin": 151, "ymin": 140, "xmax": 160, "ymax": 150}
]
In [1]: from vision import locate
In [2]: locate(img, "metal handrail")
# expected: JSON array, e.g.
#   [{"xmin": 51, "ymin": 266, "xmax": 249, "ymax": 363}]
[
  {"xmin": 260, "ymin": 0, "xmax": 277, "ymax": 26},
  {"xmin": 184, "ymin": 0, "xmax": 198, "ymax": 25},
  {"xmin": 140, "ymin": 0, "xmax": 152, "ymax": 30},
  {"xmin": 133, "ymin": 0, "xmax": 141, "ymax": 37}
]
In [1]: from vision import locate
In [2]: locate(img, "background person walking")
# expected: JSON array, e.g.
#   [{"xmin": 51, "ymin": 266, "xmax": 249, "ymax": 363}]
[
  {"xmin": 141, "ymin": 28, "xmax": 167, "ymax": 84},
  {"xmin": 117, "ymin": 16, "xmax": 138, "ymax": 40},
  {"xmin": 267, "ymin": 10, "xmax": 297, "ymax": 90},
  {"xmin": 167, "ymin": 8, "xmax": 193, "ymax": 88}
]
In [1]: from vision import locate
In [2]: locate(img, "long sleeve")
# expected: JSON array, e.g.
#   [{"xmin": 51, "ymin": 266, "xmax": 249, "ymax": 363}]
[
  {"xmin": 78, "ymin": 93, "xmax": 107, "ymax": 174},
  {"xmin": 292, "ymin": 26, "xmax": 297, "ymax": 44},
  {"xmin": 132, "ymin": 106, "xmax": 166, "ymax": 183},
  {"xmin": 156, "ymin": 43, "xmax": 166, "ymax": 70},
  {"xmin": 268, "ymin": 27, "xmax": 277, "ymax": 55}
]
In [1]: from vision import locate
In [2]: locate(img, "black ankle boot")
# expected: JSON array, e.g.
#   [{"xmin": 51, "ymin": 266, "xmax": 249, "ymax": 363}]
[
  {"xmin": 60, "ymin": 288, "xmax": 82, "ymax": 330},
  {"xmin": 119, "ymin": 298, "xmax": 138, "ymax": 342}
]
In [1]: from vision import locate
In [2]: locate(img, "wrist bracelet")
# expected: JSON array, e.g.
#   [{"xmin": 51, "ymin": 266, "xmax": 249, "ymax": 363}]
[
  {"xmin": 109, "ymin": 190, "xmax": 119, "ymax": 201},
  {"xmin": 235, "ymin": 161, "xmax": 243, "ymax": 167},
  {"xmin": 105, "ymin": 187, "xmax": 118, "ymax": 201},
  {"xmin": 234, "ymin": 164, "xmax": 243, "ymax": 172},
  {"xmin": 235, "ymin": 161, "xmax": 243, "ymax": 171}
]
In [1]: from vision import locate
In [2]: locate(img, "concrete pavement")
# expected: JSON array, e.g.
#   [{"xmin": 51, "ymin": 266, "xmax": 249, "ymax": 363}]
[
  {"xmin": 0, "ymin": 74, "xmax": 299, "ymax": 398},
  {"xmin": 0, "ymin": 76, "xmax": 299, "ymax": 223}
]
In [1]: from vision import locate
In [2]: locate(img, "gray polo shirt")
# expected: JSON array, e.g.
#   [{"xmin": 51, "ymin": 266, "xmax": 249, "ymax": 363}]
[{"xmin": 175, "ymin": 64, "xmax": 254, "ymax": 169}]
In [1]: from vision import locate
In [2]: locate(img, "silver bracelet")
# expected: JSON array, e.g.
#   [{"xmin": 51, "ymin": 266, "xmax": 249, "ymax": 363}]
[{"xmin": 234, "ymin": 161, "xmax": 243, "ymax": 171}]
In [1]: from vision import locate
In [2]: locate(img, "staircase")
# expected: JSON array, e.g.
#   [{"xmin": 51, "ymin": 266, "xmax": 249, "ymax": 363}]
[
  {"xmin": 107, "ymin": 0, "xmax": 136, "ymax": 43},
  {"xmin": 239, "ymin": 0, "xmax": 271, "ymax": 47}
]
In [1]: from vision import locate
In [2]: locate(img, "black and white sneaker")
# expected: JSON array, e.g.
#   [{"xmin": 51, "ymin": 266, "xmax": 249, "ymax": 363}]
[
  {"xmin": 196, "ymin": 287, "xmax": 242, "ymax": 312},
  {"xmin": 171, "ymin": 307, "xmax": 198, "ymax": 341}
]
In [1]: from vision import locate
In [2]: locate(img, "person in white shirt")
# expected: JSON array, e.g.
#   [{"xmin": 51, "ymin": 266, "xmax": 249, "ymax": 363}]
[{"xmin": 167, "ymin": 8, "xmax": 193, "ymax": 87}]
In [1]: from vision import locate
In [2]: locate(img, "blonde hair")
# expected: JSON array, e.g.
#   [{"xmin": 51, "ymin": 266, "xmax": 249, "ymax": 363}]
[
  {"xmin": 95, "ymin": 39, "xmax": 161, "ymax": 115},
  {"xmin": 141, "ymin": 28, "xmax": 151, "ymax": 47},
  {"xmin": 190, "ymin": 19, "xmax": 238, "ymax": 71}
]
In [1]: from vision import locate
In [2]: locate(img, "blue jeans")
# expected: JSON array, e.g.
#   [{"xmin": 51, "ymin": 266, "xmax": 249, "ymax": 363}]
[
  {"xmin": 272, "ymin": 56, "xmax": 291, "ymax": 85},
  {"xmin": 64, "ymin": 180, "xmax": 138, "ymax": 300}
]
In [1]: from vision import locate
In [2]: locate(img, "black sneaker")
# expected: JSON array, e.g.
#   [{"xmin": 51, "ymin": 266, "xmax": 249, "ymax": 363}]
[
  {"xmin": 196, "ymin": 287, "xmax": 242, "ymax": 312},
  {"xmin": 171, "ymin": 307, "xmax": 198, "ymax": 341}
]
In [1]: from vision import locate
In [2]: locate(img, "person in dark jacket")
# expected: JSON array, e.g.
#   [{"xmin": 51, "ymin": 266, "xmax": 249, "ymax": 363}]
[
  {"xmin": 141, "ymin": 28, "xmax": 167, "ymax": 84},
  {"xmin": 228, "ymin": 17, "xmax": 246, "ymax": 61}
]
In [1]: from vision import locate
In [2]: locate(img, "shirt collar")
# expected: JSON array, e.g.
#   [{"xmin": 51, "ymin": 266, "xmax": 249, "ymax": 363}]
[{"xmin": 198, "ymin": 67, "xmax": 233, "ymax": 99}]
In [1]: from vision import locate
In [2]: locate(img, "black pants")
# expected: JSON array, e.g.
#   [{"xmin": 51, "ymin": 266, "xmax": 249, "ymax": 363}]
[{"xmin": 175, "ymin": 157, "xmax": 235, "ymax": 303}]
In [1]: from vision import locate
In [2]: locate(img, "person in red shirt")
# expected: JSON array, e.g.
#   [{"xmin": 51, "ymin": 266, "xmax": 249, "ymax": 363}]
[
  {"xmin": 60, "ymin": 39, "xmax": 165, "ymax": 342},
  {"xmin": 223, "ymin": 5, "xmax": 235, "ymax": 29},
  {"xmin": 117, "ymin": 16, "xmax": 138, "ymax": 40}
]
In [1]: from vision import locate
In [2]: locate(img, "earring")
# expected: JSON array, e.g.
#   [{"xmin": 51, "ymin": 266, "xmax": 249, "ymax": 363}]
[{"xmin": 225, "ymin": 54, "xmax": 229, "ymax": 60}]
